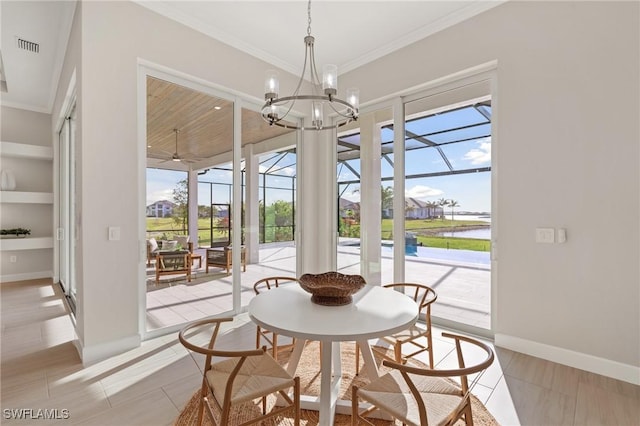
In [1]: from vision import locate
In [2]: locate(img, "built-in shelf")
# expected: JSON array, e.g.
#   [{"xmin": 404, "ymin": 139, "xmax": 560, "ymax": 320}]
[
  {"xmin": 0, "ymin": 141, "xmax": 54, "ymax": 257},
  {"xmin": 0, "ymin": 237, "xmax": 54, "ymax": 251},
  {"xmin": 0, "ymin": 191, "xmax": 53, "ymax": 204},
  {"xmin": 0, "ymin": 141, "xmax": 53, "ymax": 160}
]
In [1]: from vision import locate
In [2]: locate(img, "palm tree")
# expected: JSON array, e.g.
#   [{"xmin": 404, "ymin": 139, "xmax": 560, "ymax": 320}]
[
  {"xmin": 437, "ymin": 198, "xmax": 449, "ymax": 220},
  {"xmin": 405, "ymin": 200, "xmax": 416, "ymax": 219},
  {"xmin": 426, "ymin": 201, "xmax": 438, "ymax": 219},
  {"xmin": 448, "ymin": 199, "xmax": 460, "ymax": 221}
]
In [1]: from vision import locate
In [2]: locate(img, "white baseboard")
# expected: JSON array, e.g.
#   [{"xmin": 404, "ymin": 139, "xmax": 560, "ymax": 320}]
[
  {"xmin": 75, "ymin": 334, "xmax": 142, "ymax": 366},
  {"xmin": 495, "ymin": 333, "xmax": 640, "ymax": 385},
  {"xmin": 0, "ymin": 270, "xmax": 53, "ymax": 283}
]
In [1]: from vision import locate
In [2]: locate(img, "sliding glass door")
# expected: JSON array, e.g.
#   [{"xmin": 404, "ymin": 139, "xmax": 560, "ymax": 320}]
[
  {"xmin": 334, "ymin": 74, "xmax": 494, "ymax": 333},
  {"xmin": 403, "ymin": 79, "xmax": 492, "ymax": 331},
  {"xmin": 58, "ymin": 103, "xmax": 77, "ymax": 311}
]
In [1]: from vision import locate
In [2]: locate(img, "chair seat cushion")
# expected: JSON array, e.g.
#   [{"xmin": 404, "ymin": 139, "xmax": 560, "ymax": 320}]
[
  {"xmin": 148, "ymin": 238, "xmax": 159, "ymax": 253},
  {"xmin": 205, "ymin": 352, "xmax": 295, "ymax": 406},
  {"xmin": 358, "ymin": 371, "xmax": 463, "ymax": 426}
]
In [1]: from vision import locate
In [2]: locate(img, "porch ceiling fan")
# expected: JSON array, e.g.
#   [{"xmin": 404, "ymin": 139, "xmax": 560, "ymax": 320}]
[{"xmin": 162, "ymin": 128, "xmax": 197, "ymax": 163}]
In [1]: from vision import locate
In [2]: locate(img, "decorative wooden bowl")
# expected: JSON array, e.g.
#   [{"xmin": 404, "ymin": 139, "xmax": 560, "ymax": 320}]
[{"xmin": 299, "ymin": 272, "xmax": 366, "ymax": 306}]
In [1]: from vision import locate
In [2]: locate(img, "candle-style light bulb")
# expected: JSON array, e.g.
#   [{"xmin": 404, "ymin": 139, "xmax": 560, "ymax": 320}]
[
  {"xmin": 312, "ymin": 101, "xmax": 323, "ymax": 129},
  {"xmin": 346, "ymin": 88, "xmax": 360, "ymax": 115},
  {"xmin": 322, "ymin": 64, "xmax": 337, "ymax": 96},
  {"xmin": 264, "ymin": 70, "xmax": 279, "ymax": 100}
]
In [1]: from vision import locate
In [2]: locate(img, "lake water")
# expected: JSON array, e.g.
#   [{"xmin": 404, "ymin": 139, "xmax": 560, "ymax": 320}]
[
  {"xmin": 443, "ymin": 214, "xmax": 491, "ymax": 239},
  {"xmin": 437, "ymin": 228, "xmax": 491, "ymax": 239}
]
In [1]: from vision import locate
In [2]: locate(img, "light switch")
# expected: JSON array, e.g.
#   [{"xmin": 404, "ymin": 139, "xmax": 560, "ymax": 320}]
[
  {"xmin": 557, "ymin": 228, "xmax": 567, "ymax": 243},
  {"xmin": 536, "ymin": 228, "xmax": 555, "ymax": 243},
  {"xmin": 108, "ymin": 226, "xmax": 120, "ymax": 241}
]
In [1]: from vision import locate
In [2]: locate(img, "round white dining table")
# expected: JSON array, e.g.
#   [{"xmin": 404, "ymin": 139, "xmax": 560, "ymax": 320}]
[{"xmin": 248, "ymin": 284, "xmax": 418, "ymax": 426}]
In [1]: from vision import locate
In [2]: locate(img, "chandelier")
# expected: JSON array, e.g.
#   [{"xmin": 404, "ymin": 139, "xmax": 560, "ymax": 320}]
[{"xmin": 261, "ymin": 0, "xmax": 359, "ymax": 131}]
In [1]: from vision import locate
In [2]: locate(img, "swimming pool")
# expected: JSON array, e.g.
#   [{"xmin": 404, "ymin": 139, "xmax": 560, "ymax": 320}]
[{"xmin": 341, "ymin": 240, "xmax": 490, "ymax": 265}]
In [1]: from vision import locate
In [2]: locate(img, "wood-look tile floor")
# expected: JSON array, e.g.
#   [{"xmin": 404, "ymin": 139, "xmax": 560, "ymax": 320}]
[{"xmin": 1, "ymin": 278, "xmax": 638, "ymax": 425}]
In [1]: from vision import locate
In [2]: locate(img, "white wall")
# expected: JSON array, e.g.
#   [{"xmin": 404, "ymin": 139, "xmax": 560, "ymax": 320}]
[
  {"xmin": 51, "ymin": 0, "xmax": 639, "ymax": 381},
  {"xmin": 51, "ymin": 0, "xmax": 303, "ymax": 363},
  {"xmin": 341, "ymin": 1, "xmax": 639, "ymax": 379},
  {"xmin": 1, "ymin": 106, "xmax": 51, "ymax": 146}
]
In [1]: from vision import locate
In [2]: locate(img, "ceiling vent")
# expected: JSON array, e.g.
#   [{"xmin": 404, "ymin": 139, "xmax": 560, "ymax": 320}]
[{"xmin": 16, "ymin": 37, "xmax": 39, "ymax": 53}]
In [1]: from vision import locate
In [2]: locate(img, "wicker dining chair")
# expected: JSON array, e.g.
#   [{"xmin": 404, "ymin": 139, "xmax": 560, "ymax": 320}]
[
  {"xmin": 352, "ymin": 332, "xmax": 494, "ymax": 426},
  {"xmin": 253, "ymin": 276, "xmax": 301, "ymax": 360},
  {"xmin": 178, "ymin": 317, "xmax": 300, "ymax": 426},
  {"xmin": 356, "ymin": 283, "xmax": 437, "ymax": 373}
]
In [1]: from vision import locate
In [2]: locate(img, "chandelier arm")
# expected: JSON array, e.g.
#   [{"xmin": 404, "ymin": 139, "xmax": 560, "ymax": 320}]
[
  {"xmin": 271, "ymin": 38, "xmax": 312, "ymax": 125},
  {"xmin": 308, "ymin": 43, "xmax": 322, "ymax": 91},
  {"xmin": 262, "ymin": 95, "xmax": 357, "ymax": 129},
  {"xmin": 263, "ymin": 117, "xmax": 351, "ymax": 131},
  {"xmin": 326, "ymin": 99, "xmax": 359, "ymax": 118},
  {"xmin": 291, "ymin": 43, "xmax": 310, "ymax": 98}
]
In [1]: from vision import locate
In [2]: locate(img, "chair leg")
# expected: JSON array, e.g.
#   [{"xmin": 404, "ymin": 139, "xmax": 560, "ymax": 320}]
[
  {"xmin": 256, "ymin": 326, "xmax": 261, "ymax": 350},
  {"xmin": 294, "ymin": 376, "xmax": 301, "ymax": 426},
  {"xmin": 196, "ymin": 398, "xmax": 204, "ymax": 426},
  {"xmin": 394, "ymin": 342, "xmax": 403, "ymax": 364},
  {"xmin": 272, "ymin": 333, "xmax": 278, "ymax": 360},
  {"xmin": 355, "ymin": 343, "xmax": 360, "ymax": 375},
  {"xmin": 427, "ymin": 334, "xmax": 434, "ymax": 368},
  {"xmin": 352, "ymin": 385, "xmax": 359, "ymax": 425},
  {"xmin": 196, "ymin": 382, "xmax": 208, "ymax": 426},
  {"xmin": 463, "ymin": 401, "xmax": 474, "ymax": 426}
]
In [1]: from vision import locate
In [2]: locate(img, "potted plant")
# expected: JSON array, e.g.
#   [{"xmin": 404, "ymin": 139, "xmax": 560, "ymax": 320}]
[{"xmin": 0, "ymin": 228, "xmax": 31, "ymax": 238}]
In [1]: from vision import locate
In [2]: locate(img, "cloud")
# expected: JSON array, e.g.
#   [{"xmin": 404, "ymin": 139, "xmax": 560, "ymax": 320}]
[
  {"xmin": 342, "ymin": 192, "xmax": 360, "ymax": 202},
  {"xmin": 259, "ymin": 165, "xmax": 295, "ymax": 176},
  {"xmin": 147, "ymin": 188, "xmax": 174, "ymax": 204},
  {"xmin": 464, "ymin": 138, "xmax": 491, "ymax": 165},
  {"xmin": 405, "ymin": 185, "xmax": 443, "ymax": 199}
]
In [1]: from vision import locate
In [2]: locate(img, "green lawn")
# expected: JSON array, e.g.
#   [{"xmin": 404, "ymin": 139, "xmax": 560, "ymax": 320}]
[
  {"xmin": 415, "ymin": 236, "xmax": 491, "ymax": 251},
  {"xmin": 146, "ymin": 217, "xmax": 227, "ymax": 246},
  {"xmin": 147, "ymin": 216, "xmax": 491, "ymax": 252},
  {"xmin": 382, "ymin": 218, "xmax": 491, "ymax": 251}
]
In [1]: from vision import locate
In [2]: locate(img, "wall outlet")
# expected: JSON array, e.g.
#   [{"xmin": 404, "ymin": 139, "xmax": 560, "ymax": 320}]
[
  {"xmin": 536, "ymin": 228, "xmax": 555, "ymax": 243},
  {"xmin": 108, "ymin": 226, "xmax": 121, "ymax": 241},
  {"xmin": 557, "ymin": 228, "xmax": 567, "ymax": 243},
  {"xmin": 9, "ymin": 255, "xmax": 17, "ymax": 263}
]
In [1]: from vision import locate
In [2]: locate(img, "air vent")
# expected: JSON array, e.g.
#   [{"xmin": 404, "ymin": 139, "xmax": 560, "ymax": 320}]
[{"xmin": 16, "ymin": 37, "xmax": 39, "ymax": 53}]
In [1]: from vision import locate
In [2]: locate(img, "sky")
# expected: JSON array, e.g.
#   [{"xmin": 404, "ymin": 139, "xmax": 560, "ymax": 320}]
[
  {"xmin": 148, "ymin": 142, "xmax": 491, "ymax": 213},
  {"xmin": 338, "ymin": 137, "xmax": 492, "ymax": 213},
  {"xmin": 148, "ymin": 106, "xmax": 492, "ymax": 213}
]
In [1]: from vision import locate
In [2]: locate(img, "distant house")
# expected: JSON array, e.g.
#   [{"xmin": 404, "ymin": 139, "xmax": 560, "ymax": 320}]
[
  {"xmin": 406, "ymin": 198, "xmax": 443, "ymax": 219},
  {"xmin": 389, "ymin": 198, "xmax": 444, "ymax": 220},
  {"xmin": 340, "ymin": 197, "xmax": 443, "ymax": 221},
  {"xmin": 146, "ymin": 200, "xmax": 175, "ymax": 218},
  {"xmin": 338, "ymin": 198, "xmax": 360, "ymax": 222}
]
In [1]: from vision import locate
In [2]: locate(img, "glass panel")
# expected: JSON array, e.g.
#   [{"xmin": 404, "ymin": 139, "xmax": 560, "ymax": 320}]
[
  {"xmin": 243, "ymin": 107, "xmax": 297, "ymax": 297},
  {"xmin": 336, "ymin": 107, "xmax": 393, "ymax": 285},
  {"xmin": 404, "ymin": 95, "xmax": 492, "ymax": 332},
  {"xmin": 404, "ymin": 144, "xmax": 450, "ymax": 174},
  {"xmin": 427, "ymin": 123, "xmax": 491, "ymax": 145},
  {"xmin": 439, "ymin": 138, "xmax": 492, "ymax": 170},
  {"xmin": 406, "ymin": 106, "xmax": 487, "ymax": 136},
  {"xmin": 145, "ymin": 76, "xmax": 235, "ymax": 332},
  {"xmin": 198, "ymin": 168, "xmax": 232, "ymax": 246}
]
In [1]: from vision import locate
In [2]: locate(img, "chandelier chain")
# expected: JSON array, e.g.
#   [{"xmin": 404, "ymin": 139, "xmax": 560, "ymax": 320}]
[{"xmin": 307, "ymin": 0, "xmax": 312, "ymax": 36}]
